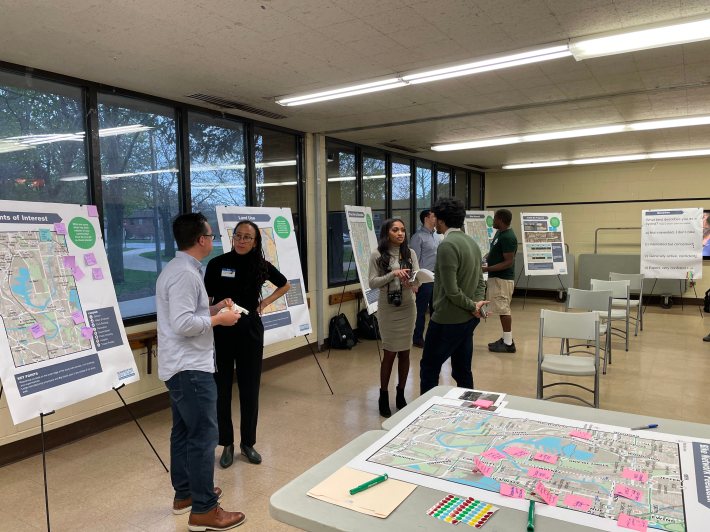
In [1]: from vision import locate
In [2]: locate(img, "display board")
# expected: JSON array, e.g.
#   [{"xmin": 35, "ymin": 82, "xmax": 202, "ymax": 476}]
[
  {"xmin": 0, "ymin": 200, "xmax": 139, "ymax": 424},
  {"xmin": 215, "ymin": 206, "xmax": 311, "ymax": 345},
  {"xmin": 520, "ymin": 212, "xmax": 567, "ymax": 276},
  {"xmin": 350, "ymin": 396, "xmax": 710, "ymax": 532},
  {"xmin": 344, "ymin": 205, "xmax": 380, "ymax": 314},
  {"xmin": 464, "ymin": 210, "xmax": 496, "ymax": 257},
  {"xmin": 641, "ymin": 208, "xmax": 703, "ymax": 280}
]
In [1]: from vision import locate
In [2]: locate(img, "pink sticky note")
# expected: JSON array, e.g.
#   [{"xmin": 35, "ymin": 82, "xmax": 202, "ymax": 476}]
[
  {"xmin": 622, "ymin": 468, "xmax": 649, "ymax": 483},
  {"xmin": 54, "ymin": 222, "xmax": 67, "ymax": 235},
  {"xmin": 482, "ymin": 448, "xmax": 507, "ymax": 462},
  {"xmin": 527, "ymin": 466, "xmax": 554, "ymax": 480},
  {"xmin": 81, "ymin": 326, "xmax": 94, "ymax": 339},
  {"xmin": 30, "ymin": 323, "xmax": 45, "ymax": 339},
  {"xmin": 84, "ymin": 252, "xmax": 97, "ymax": 266},
  {"xmin": 71, "ymin": 311, "xmax": 85, "ymax": 325},
  {"xmin": 92, "ymin": 267, "xmax": 104, "ymax": 280},
  {"xmin": 563, "ymin": 494, "xmax": 593, "ymax": 512},
  {"xmin": 62, "ymin": 255, "xmax": 76, "ymax": 268},
  {"xmin": 473, "ymin": 399, "xmax": 494, "ymax": 408},
  {"xmin": 618, "ymin": 513, "xmax": 648, "ymax": 531},
  {"xmin": 504, "ymin": 446, "xmax": 530, "ymax": 458},
  {"xmin": 570, "ymin": 430, "xmax": 593, "ymax": 440},
  {"xmin": 533, "ymin": 452, "xmax": 558, "ymax": 465},
  {"xmin": 499, "ymin": 483, "xmax": 525, "ymax": 499},
  {"xmin": 71, "ymin": 266, "xmax": 85, "ymax": 282},
  {"xmin": 87, "ymin": 205, "xmax": 98, "ymax": 217},
  {"xmin": 534, "ymin": 481, "xmax": 558, "ymax": 506},
  {"xmin": 614, "ymin": 484, "xmax": 643, "ymax": 502},
  {"xmin": 474, "ymin": 457, "xmax": 494, "ymax": 477}
]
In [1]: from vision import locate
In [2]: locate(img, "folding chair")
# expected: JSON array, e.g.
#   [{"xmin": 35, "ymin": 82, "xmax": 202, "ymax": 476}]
[
  {"xmin": 591, "ymin": 278, "xmax": 630, "ymax": 351},
  {"xmin": 609, "ymin": 272, "xmax": 644, "ymax": 335},
  {"xmin": 536, "ymin": 309, "xmax": 601, "ymax": 408},
  {"xmin": 566, "ymin": 287, "xmax": 613, "ymax": 374}
]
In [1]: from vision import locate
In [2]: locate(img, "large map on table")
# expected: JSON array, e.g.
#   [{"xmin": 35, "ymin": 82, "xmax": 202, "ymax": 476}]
[{"xmin": 349, "ymin": 398, "xmax": 710, "ymax": 531}]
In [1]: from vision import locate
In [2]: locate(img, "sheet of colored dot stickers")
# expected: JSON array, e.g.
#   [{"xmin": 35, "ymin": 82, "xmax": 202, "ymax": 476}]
[{"xmin": 427, "ymin": 494, "xmax": 498, "ymax": 527}]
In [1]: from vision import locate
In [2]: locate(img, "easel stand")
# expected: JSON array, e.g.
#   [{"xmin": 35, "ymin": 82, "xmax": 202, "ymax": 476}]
[
  {"xmin": 40, "ymin": 410, "xmax": 54, "ymax": 532},
  {"xmin": 645, "ymin": 278, "xmax": 704, "ymax": 317},
  {"xmin": 303, "ymin": 334, "xmax": 334, "ymax": 395},
  {"xmin": 113, "ymin": 384, "xmax": 169, "ymax": 473},
  {"xmin": 514, "ymin": 269, "xmax": 566, "ymax": 310}
]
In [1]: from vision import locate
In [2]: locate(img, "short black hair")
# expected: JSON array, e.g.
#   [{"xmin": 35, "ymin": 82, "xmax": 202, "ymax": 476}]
[
  {"xmin": 495, "ymin": 209, "xmax": 512, "ymax": 226},
  {"xmin": 173, "ymin": 212, "xmax": 208, "ymax": 250},
  {"xmin": 432, "ymin": 197, "xmax": 465, "ymax": 229},
  {"xmin": 419, "ymin": 209, "xmax": 431, "ymax": 225}
]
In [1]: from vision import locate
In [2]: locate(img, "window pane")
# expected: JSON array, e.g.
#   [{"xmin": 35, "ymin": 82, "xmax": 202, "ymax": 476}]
[
  {"xmin": 469, "ymin": 172, "xmax": 483, "ymax": 208},
  {"xmin": 326, "ymin": 142, "xmax": 356, "ymax": 285},
  {"xmin": 436, "ymin": 168, "xmax": 451, "ymax": 199},
  {"xmin": 254, "ymin": 127, "xmax": 298, "ymax": 212},
  {"xmin": 189, "ymin": 112, "xmax": 246, "ymax": 261},
  {"xmin": 362, "ymin": 150, "xmax": 385, "ymax": 212},
  {"xmin": 98, "ymin": 94, "xmax": 179, "ymax": 319},
  {"xmin": 453, "ymin": 169, "xmax": 468, "ymax": 204},
  {"xmin": 415, "ymin": 160, "xmax": 432, "ymax": 212},
  {"xmin": 391, "ymin": 156, "xmax": 411, "ymax": 233},
  {"xmin": 0, "ymin": 71, "xmax": 88, "ymax": 203}
]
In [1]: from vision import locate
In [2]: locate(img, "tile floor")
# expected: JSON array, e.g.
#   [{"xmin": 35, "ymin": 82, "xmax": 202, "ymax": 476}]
[{"xmin": 1, "ymin": 298, "xmax": 708, "ymax": 531}]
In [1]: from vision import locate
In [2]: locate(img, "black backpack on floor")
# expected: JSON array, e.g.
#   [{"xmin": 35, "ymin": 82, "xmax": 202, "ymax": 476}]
[
  {"xmin": 329, "ymin": 313, "xmax": 357, "ymax": 349},
  {"xmin": 357, "ymin": 309, "xmax": 380, "ymax": 340}
]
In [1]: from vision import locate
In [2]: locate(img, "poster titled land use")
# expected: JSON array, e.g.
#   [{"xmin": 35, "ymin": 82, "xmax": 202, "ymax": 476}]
[
  {"xmin": 0, "ymin": 200, "xmax": 139, "ymax": 424},
  {"xmin": 344, "ymin": 205, "xmax": 379, "ymax": 314},
  {"xmin": 520, "ymin": 213, "xmax": 567, "ymax": 276},
  {"xmin": 641, "ymin": 208, "xmax": 703, "ymax": 280},
  {"xmin": 215, "ymin": 206, "xmax": 311, "ymax": 345},
  {"xmin": 464, "ymin": 211, "xmax": 496, "ymax": 257}
]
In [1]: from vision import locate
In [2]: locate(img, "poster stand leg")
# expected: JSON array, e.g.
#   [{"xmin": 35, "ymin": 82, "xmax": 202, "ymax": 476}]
[
  {"xmin": 40, "ymin": 410, "xmax": 55, "ymax": 532},
  {"xmin": 682, "ymin": 280, "xmax": 704, "ymax": 318},
  {"xmin": 327, "ymin": 257, "xmax": 354, "ymax": 359},
  {"xmin": 522, "ymin": 276, "xmax": 531, "ymax": 310},
  {"xmin": 645, "ymin": 278, "xmax": 658, "ymax": 314},
  {"xmin": 0, "ymin": 384, "xmax": 3, "ymax": 401},
  {"xmin": 303, "ymin": 334, "xmax": 334, "ymax": 395},
  {"xmin": 112, "ymin": 384, "xmax": 169, "ymax": 473}
]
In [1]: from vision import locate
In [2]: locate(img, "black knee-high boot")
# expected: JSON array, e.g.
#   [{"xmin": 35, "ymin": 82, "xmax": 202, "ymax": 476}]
[
  {"xmin": 396, "ymin": 386, "xmax": 407, "ymax": 409},
  {"xmin": 379, "ymin": 389, "xmax": 392, "ymax": 417}
]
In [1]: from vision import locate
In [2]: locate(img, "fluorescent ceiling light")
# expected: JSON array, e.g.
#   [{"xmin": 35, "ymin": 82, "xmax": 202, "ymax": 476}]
[
  {"xmin": 256, "ymin": 181, "xmax": 297, "ymax": 187},
  {"xmin": 1, "ymin": 125, "xmax": 153, "ymax": 150},
  {"xmin": 59, "ymin": 175, "xmax": 89, "ymax": 182},
  {"xmin": 433, "ymin": 114, "xmax": 710, "ymax": 152},
  {"xmin": 257, "ymin": 159, "xmax": 297, "ymax": 168},
  {"xmin": 327, "ymin": 176, "xmax": 356, "ymax": 182},
  {"xmin": 276, "ymin": 79, "xmax": 405, "ymax": 106},
  {"xmin": 502, "ymin": 148, "xmax": 710, "ymax": 169},
  {"xmin": 191, "ymin": 184, "xmax": 246, "ymax": 189},
  {"xmin": 570, "ymin": 16, "xmax": 710, "ymax": 60}
]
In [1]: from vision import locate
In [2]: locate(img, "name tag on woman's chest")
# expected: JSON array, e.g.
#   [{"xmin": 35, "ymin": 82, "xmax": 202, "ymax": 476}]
[{"xmin": 221, "ymin": 268, "xmax": 236, "ymax": 278}]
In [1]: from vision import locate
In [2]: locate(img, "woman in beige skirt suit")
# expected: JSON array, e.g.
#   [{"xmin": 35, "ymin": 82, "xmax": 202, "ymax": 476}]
[{"xmin": 368, "ymin": 218, "xmax": 420, "ymax": 417}]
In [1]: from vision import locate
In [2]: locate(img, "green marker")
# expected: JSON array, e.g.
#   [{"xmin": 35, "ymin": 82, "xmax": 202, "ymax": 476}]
[
  {"xmin": 349, "ymin": 473, "xmax": 388, "ymax": 495},
  {"xmin": 527, "ymin": 500, "xmax": 535, "ymax": 531}
]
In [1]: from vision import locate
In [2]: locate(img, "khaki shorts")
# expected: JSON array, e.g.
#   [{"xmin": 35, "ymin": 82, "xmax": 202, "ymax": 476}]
[{"xmin": 487, "ymin": 277, "xmax": 514, "ymax": 315}]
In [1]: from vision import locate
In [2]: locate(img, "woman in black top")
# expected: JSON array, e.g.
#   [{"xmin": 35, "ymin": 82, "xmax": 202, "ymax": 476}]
[{"xmin": 204, "ymin": 220, "xmax": 290, "ymax": 468}]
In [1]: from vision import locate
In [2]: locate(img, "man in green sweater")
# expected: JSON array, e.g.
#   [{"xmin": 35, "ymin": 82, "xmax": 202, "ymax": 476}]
[{"xmin": 420, "ymin": 198, "xmax": 489, "ymax": 394}]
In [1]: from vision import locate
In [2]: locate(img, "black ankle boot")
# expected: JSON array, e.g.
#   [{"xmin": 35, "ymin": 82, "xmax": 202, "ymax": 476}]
[
  {"xmin": 379, "ymin": 389, "xmax": 391, "ymax": 418},
  {"xmin": 396, "ymin": 386, "xmax": 407, "ymax": 409}
]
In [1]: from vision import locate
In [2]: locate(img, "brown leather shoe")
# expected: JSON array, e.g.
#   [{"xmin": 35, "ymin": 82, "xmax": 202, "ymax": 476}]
[
  {"xmin": 173, "ymin": 487, "xmax": 223, "ymax": 515},
  {"xmin": 188, "ymin": 505, "xmax": 246, "ymax": 531}
]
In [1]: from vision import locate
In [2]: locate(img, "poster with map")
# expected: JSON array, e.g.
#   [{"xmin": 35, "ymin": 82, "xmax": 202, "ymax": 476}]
[
  {"xmin": 520, "ymin": 212, "xmax": 567, "ymax": 276},
  {"xmin": 215, "ymin": 206, "xmax": 311, "ymax": 345},
  {"xmin": 464, "ymin": 210, "xmax": 496, "ymax": 257},
  {"xmin": 350, "ymin": 396, "xmax": 710, "ymax": 531},
  {"xmin": 0, "ymin": 200, "xmax": 138, "ymax": 425},
  {"xmin": 344, "ymin": 205, "xmax": 379, "ymax": 314}
]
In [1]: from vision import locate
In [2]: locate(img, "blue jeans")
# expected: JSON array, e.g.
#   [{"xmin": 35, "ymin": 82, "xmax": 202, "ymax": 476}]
[
  {"xmin": 413, "ymin": 283, "xmax": 434, "ymax": 343},
  {"xmin": 166, "ymin": 370, "xmax": 219, "ymax": 514},
  {"xmin": 420, "ymin": 318, "xmax": 480, "ymax": 394}
]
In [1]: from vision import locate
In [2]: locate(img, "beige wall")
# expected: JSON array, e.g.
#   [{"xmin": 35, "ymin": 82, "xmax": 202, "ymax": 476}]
[{"xmin": 486, "ymin": 157, "xmax": 710, "ymax": 292}]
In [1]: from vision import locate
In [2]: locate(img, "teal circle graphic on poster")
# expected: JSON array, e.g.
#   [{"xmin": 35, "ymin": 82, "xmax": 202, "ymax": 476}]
[
  {"xmin": 68, "ymin": 217, "xmax": 96, "ymax": 249},
  {"xmin": 366, "ymin": 213, "xmax": 373, "ymax": 231},
  {"xmin": 486, "ymin": 215, "xmax": 494, "ymax": 227},
  {"xmin": 549, "ymin": 217, "xmax": 560, "ymax": 227},
  {"xmin": 273, "ymin": 216, "xmax": 291, "ymax": 238}
]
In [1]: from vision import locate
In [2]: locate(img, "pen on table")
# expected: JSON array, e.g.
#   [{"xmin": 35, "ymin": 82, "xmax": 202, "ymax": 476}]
[
  {"xmin": 349, "ymin": 473, "xmax": 388, "ymax": 495},
  {"xmin": 527, "ymin": 500, "xmax": 535, "ymax": 532},
  {"xmin": 631, "ymin": 423, "xmax": 658, "ymax": 430}
]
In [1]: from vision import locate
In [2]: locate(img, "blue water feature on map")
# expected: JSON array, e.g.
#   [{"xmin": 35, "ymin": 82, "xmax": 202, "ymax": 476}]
[
  {"xmin": 493, "ymin": 436, "xmax": 593, "ymax": 461},
  {"xmin": 69, "ymin": 289, "xmax": 80, "ymax": 309},
  {"xmin": 11, "ymin": 267, "xmax": 50, "ymax": 310},
  {"xmin": 450, "ymin": 476, "xmax": 500, "ymax": 491}
]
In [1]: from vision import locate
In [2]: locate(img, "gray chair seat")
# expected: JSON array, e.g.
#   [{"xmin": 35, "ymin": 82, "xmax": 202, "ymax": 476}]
[
  {"xmin": 613, "ymin": 298, "xmax": 639, "ymax": 307},
  {"xmin": 541, "ymin": 354, "xmax": 596, "ymax": 376}
]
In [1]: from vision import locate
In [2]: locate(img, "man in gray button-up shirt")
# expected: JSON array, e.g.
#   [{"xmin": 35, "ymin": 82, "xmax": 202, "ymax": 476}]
[
  {"xmin": 409, "ymin": 209, "xmax": 439, "ymax": 347},
  {"xmin": 156, "ymin": 212, "xmax": 246, "ymax": 529}
]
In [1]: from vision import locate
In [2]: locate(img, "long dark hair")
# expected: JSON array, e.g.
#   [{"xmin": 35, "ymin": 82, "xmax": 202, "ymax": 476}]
[
  {"xmin": 233, "ymin": 220, "xmax": 269, "ymax": 288},
  {"xmin": 376, "ymin": 218, "xmax": 412, "ymax": 273}
]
